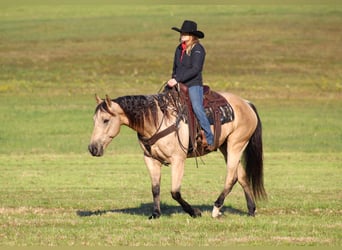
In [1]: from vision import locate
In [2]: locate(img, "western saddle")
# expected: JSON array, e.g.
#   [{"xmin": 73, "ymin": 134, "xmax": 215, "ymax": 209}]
[{"xmin": 177, "ymin": 83, "xmax": 234, "ymax": 157}]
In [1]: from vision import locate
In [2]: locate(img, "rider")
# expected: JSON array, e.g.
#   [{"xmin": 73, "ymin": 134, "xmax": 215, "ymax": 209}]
[{"xmin": 167, "ymin": 20, "xmax": 215, "ymax": 151}]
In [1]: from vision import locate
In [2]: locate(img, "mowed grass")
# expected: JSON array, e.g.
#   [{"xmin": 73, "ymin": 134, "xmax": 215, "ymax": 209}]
[
  {"xmin": 0, "ymin": 0, "xmax": 341, "ymax": 247},
  {"xmin": 1, "ymin": 152, "xmax": 341, "ymax": 246}
]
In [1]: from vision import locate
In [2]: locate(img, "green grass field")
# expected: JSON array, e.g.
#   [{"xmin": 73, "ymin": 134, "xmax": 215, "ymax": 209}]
[{"xmin": 0, "ymin": 0, "xmax": 341, "ymax": 247}]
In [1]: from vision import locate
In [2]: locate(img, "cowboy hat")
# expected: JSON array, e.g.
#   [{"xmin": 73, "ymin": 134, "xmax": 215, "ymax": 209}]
[{"xmin": 172, "ymin": 20, "xmax": 204, "ymax": 39}]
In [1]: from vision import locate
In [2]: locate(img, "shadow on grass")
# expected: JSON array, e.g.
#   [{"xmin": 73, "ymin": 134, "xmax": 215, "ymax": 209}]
[{"xmin": 76, "ymin": 203, "xmax": 247, "ymax": 218}]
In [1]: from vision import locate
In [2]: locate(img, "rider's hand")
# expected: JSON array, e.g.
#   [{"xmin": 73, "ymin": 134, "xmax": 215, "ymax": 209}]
[{"xmin": 167, "ymin": 78, "xmax": 178, "ymax": 87}]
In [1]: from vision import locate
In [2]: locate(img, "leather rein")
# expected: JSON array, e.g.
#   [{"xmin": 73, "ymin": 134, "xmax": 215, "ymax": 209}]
[{"xmin": 137, "ymin": 88, "xmax": 187, "ymax": 165}]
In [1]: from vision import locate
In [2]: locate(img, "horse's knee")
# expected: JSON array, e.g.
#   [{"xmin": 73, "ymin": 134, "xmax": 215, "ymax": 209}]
[
  {"xmin": 152, "ymin": 185, "xmax": 160, "ymax": 197},
  {"xmin": 171, "ymin": 191, "xmax": 181, "ymax": 201}
]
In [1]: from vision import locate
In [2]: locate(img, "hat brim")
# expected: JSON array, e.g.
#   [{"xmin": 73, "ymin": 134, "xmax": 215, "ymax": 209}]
[{"xmin": 171, "ymin": 27, "xmax": 204, "ymax": 39}]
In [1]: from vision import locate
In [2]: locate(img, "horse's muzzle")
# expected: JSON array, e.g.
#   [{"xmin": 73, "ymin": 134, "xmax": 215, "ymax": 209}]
[{"xmin": 88, "ymin": 143, "xmax": 104, "ymax": 157}]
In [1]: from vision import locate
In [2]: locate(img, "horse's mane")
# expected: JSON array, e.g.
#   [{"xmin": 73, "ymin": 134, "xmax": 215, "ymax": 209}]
[
  {"xmin": 95, "ymin": 90, "xmax": 178, "ymax": 131},
  {"xmin": 113, "ymin": 95, "xmax": 159, "ymax": 130}
]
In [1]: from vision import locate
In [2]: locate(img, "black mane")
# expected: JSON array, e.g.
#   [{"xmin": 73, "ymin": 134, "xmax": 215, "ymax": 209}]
[
  {"xmin": 114, "ymin": 95, "xmax": 160, "ymax": 130},
  {"xmin": 95, "ymin": 91, "xmax": 177, "ymax": 131}
]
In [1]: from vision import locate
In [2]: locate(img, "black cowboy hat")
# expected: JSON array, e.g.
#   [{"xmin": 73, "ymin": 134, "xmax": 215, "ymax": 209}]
[{"xmin": 172, "ymin": 20, "xmax": 204, "ymax": 39}]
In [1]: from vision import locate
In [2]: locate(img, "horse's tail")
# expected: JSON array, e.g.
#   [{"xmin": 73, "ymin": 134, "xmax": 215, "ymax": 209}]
[{"xmin": 245, "ymin": 102, "xmax": 267, "ymax": 200}]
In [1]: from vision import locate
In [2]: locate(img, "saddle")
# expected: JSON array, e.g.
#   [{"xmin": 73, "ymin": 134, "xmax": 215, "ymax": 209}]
[{"xmin": 178, "ymin": 83, "xmax": 234, "ymax": 156}]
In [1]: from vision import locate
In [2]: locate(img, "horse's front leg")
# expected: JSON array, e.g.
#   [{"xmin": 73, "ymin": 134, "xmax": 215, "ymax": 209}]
[
  {"xmin": 170, "ymin": 159, "xmax": 202, "ymax": 218},
  {"xmin": 144, "ymin": 155, "xmax": 162, "ymax": 219}
]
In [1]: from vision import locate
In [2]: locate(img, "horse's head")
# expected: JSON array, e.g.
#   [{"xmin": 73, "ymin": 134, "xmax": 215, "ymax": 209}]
[{"xmin": 88, "ymin": 94, "xmax": 123, "ymax": 157}]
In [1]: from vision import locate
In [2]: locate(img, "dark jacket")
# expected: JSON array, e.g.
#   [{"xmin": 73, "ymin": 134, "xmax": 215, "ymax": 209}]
[{"xmin": 172, "ymin": 42, "xmax": 206, "ymax": 87}]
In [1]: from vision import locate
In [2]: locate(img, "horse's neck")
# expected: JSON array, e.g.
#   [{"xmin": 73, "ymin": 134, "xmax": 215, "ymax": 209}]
[
  {"xmin": 116, "ymin": 94, "xmax": 169, "ymax": 138},
  {"xmin": 133, "ymin": 114, "xmax": 159, "ymax": 137}
]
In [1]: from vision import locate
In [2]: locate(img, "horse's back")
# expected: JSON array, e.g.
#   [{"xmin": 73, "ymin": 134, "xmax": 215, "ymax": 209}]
[
  {"xmin": 218, "ymin": 92, "xmax": 258, "ymax": 132},
  {"xmin": 218, "ymin": 92, "xmax": 253, "ymax": 111}
]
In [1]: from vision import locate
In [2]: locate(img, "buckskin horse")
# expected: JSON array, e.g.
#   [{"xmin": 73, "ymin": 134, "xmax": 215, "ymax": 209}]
[{"xmin": 88, "ymin": 84, "xmax": 266, "ymax": 219}]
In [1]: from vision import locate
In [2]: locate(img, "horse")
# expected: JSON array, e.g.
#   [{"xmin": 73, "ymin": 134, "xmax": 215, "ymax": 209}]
[{"xmin": 88, "ymin": 86, "xmax": 266, "ymax": 219}]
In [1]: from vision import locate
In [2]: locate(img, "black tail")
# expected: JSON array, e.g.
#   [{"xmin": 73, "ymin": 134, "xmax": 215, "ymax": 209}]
[{"xmin": 245, "ymin": 102, "xmax": 267, "ymax": 200}]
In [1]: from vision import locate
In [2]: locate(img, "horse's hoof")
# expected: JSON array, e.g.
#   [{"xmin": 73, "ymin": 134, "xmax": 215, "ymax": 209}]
[
  {"xmin": 212, "ymin": 205, "xmax": 222, "ymax": 218},
  {"xmin": 248, "ymin": 207, "xmax": 256, "ymax": 217},
  {"xmin": 248, "ymin": 211, "xmax": 255, "ymax": 217},
  {"xmin": 191, "ymin": 208, "xmax": 202, "ymax": 218},
  {"xmin": 148, "ymin": 212, "xmax": 161, "ymax": 219}
]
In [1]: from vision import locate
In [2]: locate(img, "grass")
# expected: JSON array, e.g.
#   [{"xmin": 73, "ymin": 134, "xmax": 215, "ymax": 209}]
[
  {"xmin": 0, "ymin": 0, "xmax": 341, "ymax": 247},
  {"xmin": 0, "ymin": 153, "xmax": 340, "ymax": 246},
  {"xmin": 1, "ymin": 2, "xmax": 341, "ymax": 98}
]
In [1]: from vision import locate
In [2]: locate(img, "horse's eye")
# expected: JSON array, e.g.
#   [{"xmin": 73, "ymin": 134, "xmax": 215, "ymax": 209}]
[{"xmin": 103, "ymin": 119, "xmax": 110, "ymax": 124}]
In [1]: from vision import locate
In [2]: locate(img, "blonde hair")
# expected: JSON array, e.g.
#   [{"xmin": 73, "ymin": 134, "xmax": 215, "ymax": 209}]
[{"xmin": 186, "ymin": 35, "xmax": 199, "ymax": 55}]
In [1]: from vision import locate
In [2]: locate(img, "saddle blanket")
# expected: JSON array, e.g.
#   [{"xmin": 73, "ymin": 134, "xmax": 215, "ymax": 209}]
[{"xmin": 204, "ymin": 103, "xmax": 234, "ymax": 125}]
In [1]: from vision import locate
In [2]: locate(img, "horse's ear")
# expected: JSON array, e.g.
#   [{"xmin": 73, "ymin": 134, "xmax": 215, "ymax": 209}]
[
  {"xmin": 105, "ymin": 94, "xmax": 112, "ymax": 108},
  {"xmin": 95, "ymin": 94, "xmax": 102, "ymax": 104}
]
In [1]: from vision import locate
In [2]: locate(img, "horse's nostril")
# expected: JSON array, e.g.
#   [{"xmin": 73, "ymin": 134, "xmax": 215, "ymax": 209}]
[
  {"xmin": 88, "ymin": 144, "xmax": 97, "ymax": 156},
  {"xmin": 88, "ymin": 143, "xmax": 103, "ymax": 157}
]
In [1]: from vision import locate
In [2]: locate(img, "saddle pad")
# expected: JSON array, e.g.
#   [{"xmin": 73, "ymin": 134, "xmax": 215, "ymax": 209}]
[{"xmin": 204, "ymin": 104, "xmax": 234, "ymax": 125}]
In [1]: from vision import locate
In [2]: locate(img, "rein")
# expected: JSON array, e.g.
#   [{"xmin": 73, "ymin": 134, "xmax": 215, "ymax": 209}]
[
  {"xmin": 137, "ymin": 87, "xmax": 188, "ymax": 165},
  {"xmin": 138, "ymin": 123, "xmax": 178, "ymax": 147}
]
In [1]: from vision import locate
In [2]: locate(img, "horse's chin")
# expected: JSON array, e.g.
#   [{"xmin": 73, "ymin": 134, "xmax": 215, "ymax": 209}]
[{"xmin": 88, "ymin": 144, "xmax": 104, "ymax": 157}]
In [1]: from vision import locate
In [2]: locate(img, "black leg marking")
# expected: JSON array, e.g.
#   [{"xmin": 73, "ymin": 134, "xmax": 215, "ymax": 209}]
[
  {"xmin": 214, "ymin": 192, "xmax": 226, "ymax": 208},
  {"xmin": 171, "ymin": 191, "xmax": 201, "ymax": 218},
  {"xmin": 149, "ymin": 184, "xmax": 161, "ymax": 219},
  {"xmin": 245, "ymin": 192, "xmax": 256, "ymax": 217}
]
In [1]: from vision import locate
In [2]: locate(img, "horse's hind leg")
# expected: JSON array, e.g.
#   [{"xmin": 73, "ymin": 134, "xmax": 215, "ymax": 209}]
[
  {"xmin": 238, "ymin": 162, "xmax": 256, "ymax": 216},
  {"xmin": 212, "ymin": 141, "xmax": 247, "ymax": 218},
  {"xmin": 212, "ymin": 154, "xmax": 239, "ymax": 217},
  {"xmin": 213, "ymin": 146, "xmax": 256, "ymax": 217}
]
